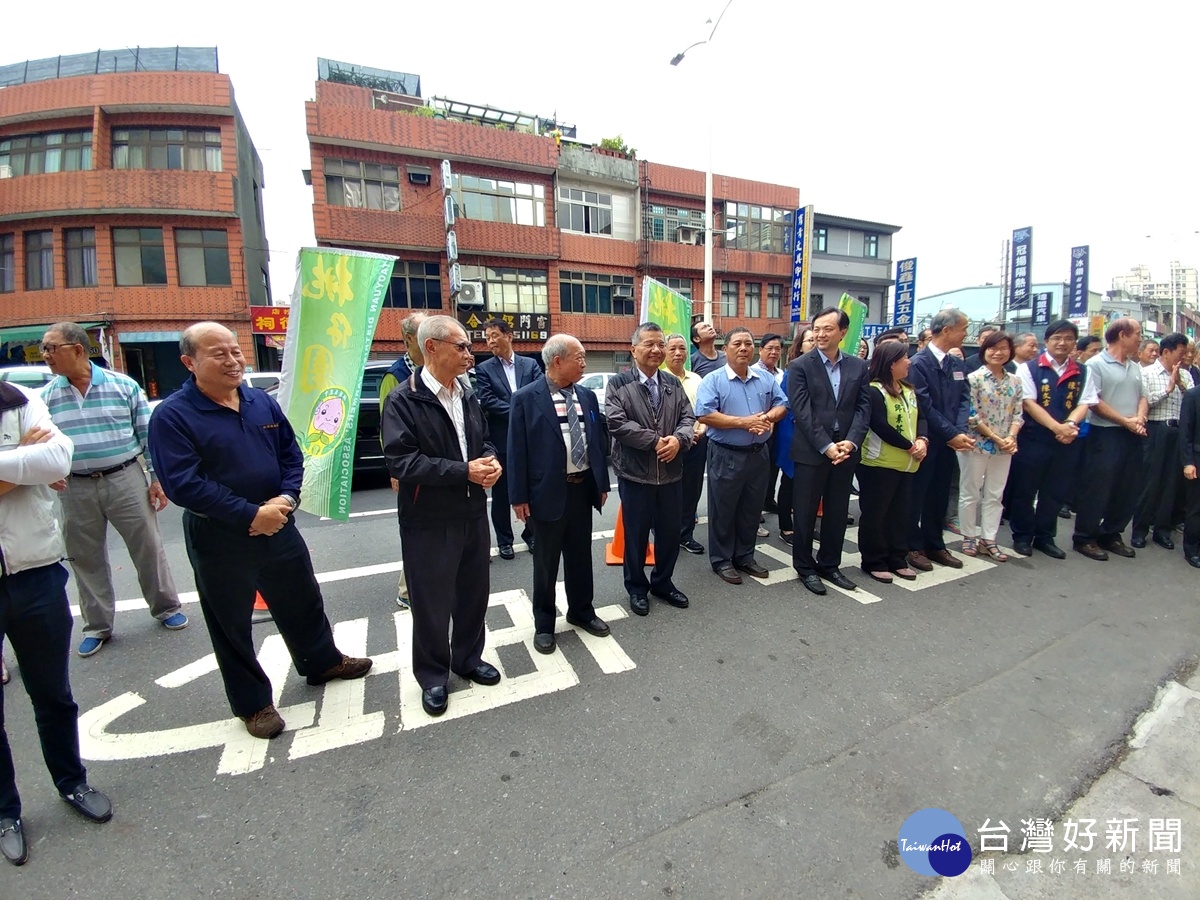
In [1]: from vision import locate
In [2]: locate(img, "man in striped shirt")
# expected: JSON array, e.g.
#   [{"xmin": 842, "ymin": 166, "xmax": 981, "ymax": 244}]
[{"xmin": 40, "ymin": 322, "xmax": 186, "ymax": 658}]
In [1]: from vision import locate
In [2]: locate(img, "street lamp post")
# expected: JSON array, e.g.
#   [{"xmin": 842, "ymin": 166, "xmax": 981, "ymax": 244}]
[{"xmin": 670, "ymin": 0, "xmax": 735, "ymax": 326}]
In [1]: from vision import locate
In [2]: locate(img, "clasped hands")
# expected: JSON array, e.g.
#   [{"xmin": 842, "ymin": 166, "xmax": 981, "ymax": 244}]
[
  {"xmin": 824, "ymin": 440, "xmax": 856, "ymax": 465},
  {"xmin": 742, "ymin": 413, "xmax": 774, "ymax": 436},
  {"xmin": 655, "ymin": 435, "xmax": 681, "ymax": 462},
  {"xmin": 467, "ymin": 454, "xmax": 502, "ymax": 489},
  {"xmin": 249, "ymin": 496, "xmax": 296, "ymax": 537}
]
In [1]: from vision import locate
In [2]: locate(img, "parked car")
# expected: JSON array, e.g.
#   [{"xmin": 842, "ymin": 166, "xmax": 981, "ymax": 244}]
[
  {"xmin": 577, "ymin": 372, "xmax": 618, "ymax": 410},
  {"xmin": 243, "ymin": 371, "xmax": 282, "ymax": 392},
  {"xmin": 0, "ymin": 364, "xmax": 55, "ymax": 388},
  {"xmin": 352, "ymin": 362, "xmax": 392, "ymax": 474}
]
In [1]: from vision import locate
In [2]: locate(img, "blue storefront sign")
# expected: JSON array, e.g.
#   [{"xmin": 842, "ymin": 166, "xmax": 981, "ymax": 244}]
[
  {"xmin": 1009, "ymin": 227, "xmax": 1032, "ymax": 310},
  {"xmin": 790, "ymin": 206, "xmax": 808, "ymax": 323},
  {"xmin": 1068, "ymin": 246, "xmax": 1089, "ymax": 318},
  {"xmin": 893, "ymin": 257, "xmax": 916, "ymax": 329},
  {"xmin": 1032, "ymin": 291, "xmax": 1052, "ymax": 328}
]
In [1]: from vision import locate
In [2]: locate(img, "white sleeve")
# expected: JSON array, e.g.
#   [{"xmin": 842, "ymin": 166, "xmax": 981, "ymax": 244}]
[
  {"xmin": 0, "ymin": 389, "xmax": 74, "ymax": 485},
  {"xmin": 1017, "ymin": 363, "xmax": 1036, "ymax": 400}
]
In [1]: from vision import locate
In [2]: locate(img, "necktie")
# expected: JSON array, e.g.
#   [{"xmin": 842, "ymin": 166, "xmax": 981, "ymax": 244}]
[
  {"xmin": 647, "ymin": 377, "xmax": 660, "ymax": 413},
  {"xmin": 561, "ymin": 388, "xmax": 586, "ymax": 468}
]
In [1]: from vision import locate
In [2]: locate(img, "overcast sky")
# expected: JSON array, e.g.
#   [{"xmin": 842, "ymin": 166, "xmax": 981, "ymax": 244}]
[{"xmin": 9, "ymin": 0, "xmax": 1198, "ymax": 309}]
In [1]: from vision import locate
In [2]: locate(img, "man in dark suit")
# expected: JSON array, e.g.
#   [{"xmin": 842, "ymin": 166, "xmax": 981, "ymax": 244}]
[
  {"xmin": 787, "ymin": 307, "xmax": 872, "ymax": 594},
  {"xmin": 474, "ymin": 317, "xmax": 542, "ymax": 559},
  {"xmin": 906, "ymin": 308, "xmax": 975, "ymax": 571},
  {"xmin": 1178, "ymin": 383, "xmax": 1200, "ymax": 567},
  {"xmin": 508, "ymin": 334, "xmax": 612, "ymax": 655}
]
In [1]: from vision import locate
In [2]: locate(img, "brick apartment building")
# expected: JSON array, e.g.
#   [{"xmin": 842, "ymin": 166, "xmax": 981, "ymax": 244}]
[
  {"xmin": 306, "ymin": 59, "xmax": 900, "ymax": 372},
  {"xmin": 0, "ymin": 47, "xmax": 269, "ymax": 397}
]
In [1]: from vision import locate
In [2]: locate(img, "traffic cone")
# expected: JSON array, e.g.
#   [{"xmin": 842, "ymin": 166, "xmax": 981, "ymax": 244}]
[
  {"xmin": 606, "ymin": 504, "xmax": 655, "ymax": 566},
  {"xmin": 251, "ymin": 591, "xmax": 273, "ymax": 625}
]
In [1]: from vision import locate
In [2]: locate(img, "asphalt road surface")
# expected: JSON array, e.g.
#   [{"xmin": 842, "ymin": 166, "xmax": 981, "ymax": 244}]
[{"xmin": 3, "ymin": 473, "xmax": 1197, "ymax": 898}]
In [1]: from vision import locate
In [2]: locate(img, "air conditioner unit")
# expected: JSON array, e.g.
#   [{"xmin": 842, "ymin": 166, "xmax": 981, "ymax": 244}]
[
  {"xmin": 676, "ymin": 225, "xmax": 701, "ymax": 245},
  {"xmin": 611, "ymin": 284, "xmax": 633, "ymax": 299},
  {"xmin": 0, "ymin": 165, "xmax": 11, "ymax": 179},
  {"xmin": 458, "ymin": 281, "xmax": 485, "ymax": 307}
]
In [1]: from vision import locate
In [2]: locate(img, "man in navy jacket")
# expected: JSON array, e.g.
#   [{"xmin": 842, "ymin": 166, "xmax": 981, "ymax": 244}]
[
  {"xmin": 906, "ymin": 309, "xmax": 975, "ymax": 571},
  {"xmin": 474, "ymin": 317, "xmax": 541, "ymax": 558},
  {"xmin": 508, "ymin": 334, "xmax": 611, "ymax": 655}
]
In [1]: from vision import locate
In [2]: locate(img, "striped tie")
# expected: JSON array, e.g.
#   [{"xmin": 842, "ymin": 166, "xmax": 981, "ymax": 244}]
[
  {"xmin": 647, "ymin": 376, "xmax": 660, "ymax": 413},
  {"xmin": 561, "ymin": 388, "xmax": 586, "ymax": 468}
]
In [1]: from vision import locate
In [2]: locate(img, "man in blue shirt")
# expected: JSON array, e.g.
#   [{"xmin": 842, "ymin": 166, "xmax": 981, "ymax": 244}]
[
  {"xmin": 149, "ymin": 323, "xmax": 371, "ymax": 740},
  {"xmin": 694, "ymin": 327, "xmax": 788, "ymax": 585}
]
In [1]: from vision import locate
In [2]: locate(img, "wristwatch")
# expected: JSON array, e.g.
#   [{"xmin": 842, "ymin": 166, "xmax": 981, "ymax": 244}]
[{"xmin": 280, "ymin": 494, "xmax": 299, "ymax": 512}]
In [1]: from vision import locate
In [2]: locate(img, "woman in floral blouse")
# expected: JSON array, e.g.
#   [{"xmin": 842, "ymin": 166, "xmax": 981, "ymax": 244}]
[{"xmin": 959, "ymin": 331, "xmax": 1024, "ymax": 561}]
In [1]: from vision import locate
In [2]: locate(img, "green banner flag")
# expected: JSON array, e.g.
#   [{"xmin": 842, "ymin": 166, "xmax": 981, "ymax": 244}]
[
  {"xmin": 278, "ymin": 247, "xmax": 397, "ymax": 520},
  {"xmin": 641, "ymin": 277, "xmax": 694, "ymax": 370},
  {"xmin": 838, "ymin": 293, "xmax": 868, "ymax": 356}
]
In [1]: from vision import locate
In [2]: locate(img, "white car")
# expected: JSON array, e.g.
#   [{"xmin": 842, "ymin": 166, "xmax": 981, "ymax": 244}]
[
  {"xmin": 0, "ymin": 364, "xmax": 55, "ymax": 388},
  {"xmin": 577, "ymin": 372, "xmax": 618, "ymax": 409},
  {"xmin": 242, "ymin": 371, "xmax": 282, "ymax": 392}
]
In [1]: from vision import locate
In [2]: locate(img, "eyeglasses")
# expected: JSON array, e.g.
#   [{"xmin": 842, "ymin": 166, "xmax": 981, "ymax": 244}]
[
  {"xmin": 40, "ymin": 341, "xmax": 80, "ymax": 355},
  {"xmin": 433, "ymin": 338, "xmax": 473, "ymax": 353}
]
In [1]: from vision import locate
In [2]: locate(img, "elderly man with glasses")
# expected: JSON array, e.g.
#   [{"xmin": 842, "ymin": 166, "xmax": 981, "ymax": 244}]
[
  {"xmin": 382, "ymin": 316, "xmax": 503, "ymax": 717},
  {"xmin": 39, "ymin": 322, "xmax": 187, "ymax": 658}
]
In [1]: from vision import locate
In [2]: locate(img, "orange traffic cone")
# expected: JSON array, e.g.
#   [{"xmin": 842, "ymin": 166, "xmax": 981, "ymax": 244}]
[
  {"xmin": 606, "ymin": 504, "xmax": 655, "ymax": 566},
  {"xmin": 251, "ymin": 591, "xmax": 273, "ymax": 625}
]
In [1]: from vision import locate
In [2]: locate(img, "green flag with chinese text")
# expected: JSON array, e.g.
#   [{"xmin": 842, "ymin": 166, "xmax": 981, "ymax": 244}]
[
  {"xmin": 838, "ymin": 293, "xmax": 868, "ymax": 357},
  {"xmin": 277, "ymin": 247, "xmax": 397, "ymax": 520},
  {"xmin": 640, "ymin": 278, "xmax": 694, "ymax": 370}
]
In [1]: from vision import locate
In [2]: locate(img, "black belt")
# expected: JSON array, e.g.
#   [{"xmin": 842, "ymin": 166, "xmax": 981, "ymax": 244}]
[
  {"xmin": 566, "ymin": 472, "xmax": 588, "ymax": 484},
  {"xmin": 713, "ymin": 442, "xmax": 765, "ymax": 453},
  {"xmin": 1149, "ymin": 419, "xmax": 1180, "ymax": 428},
  {"xmin": 71, "ymin": 458, "xmax": 139, "ymax": 479}
]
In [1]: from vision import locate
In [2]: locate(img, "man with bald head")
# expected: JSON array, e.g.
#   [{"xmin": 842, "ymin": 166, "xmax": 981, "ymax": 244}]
[{"xmin": 149, "ymin": 322, "xmax": 372, "ymax": 739}]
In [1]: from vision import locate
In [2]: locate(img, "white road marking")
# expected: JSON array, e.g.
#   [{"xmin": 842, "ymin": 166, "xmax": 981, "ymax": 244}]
[
  {"xmin": 753, "ymin": 543, "xmax": 882, "ymax": 605},
  {"xmin": 155, "ymin": 653, "xmax": 219, "ymax": 688}
]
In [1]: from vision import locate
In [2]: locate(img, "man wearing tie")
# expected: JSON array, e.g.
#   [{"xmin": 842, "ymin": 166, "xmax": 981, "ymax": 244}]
[
  {"xmin": 474, "ymin": 318, "xmax": 542, "ymax": 559},
  {"xmin": 605, "ymin": 323, "xmax": 695, "ymax": 616},
  {"xmin": 508, "ymin": 335, "xmax": 612, "ymax": 655},
  {"xmin": 786, "ymin": 307, "xmax": 872, "ymax": 595},
  {"xmin": 906, "ymin": 308, "xmax": 975, "ymax": 571}
]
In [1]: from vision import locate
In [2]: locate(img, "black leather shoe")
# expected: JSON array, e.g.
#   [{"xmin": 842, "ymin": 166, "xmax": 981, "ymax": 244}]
[
  {"xmin": 567, "ymin": 614, "xmax": 611, "ymax": 636},
  {"xmin": 800, "ymin": 574, "xmax": 827, "ymax": 595},
  {"xmin": 778, "ymin": 531, "xmax": 794, "ymax": 546},
  {"xmin": 1129, "ymin": 535, "xmax": 1146, "ymax": 549},
  {"xmin": 422, "ymin": 686, "xmax": 448, "ymax": 716},
  {"xmin": 735, "ymin": 560, "xmax": 769, "ymax": 579},
  {"xmin": 61, "ymin": 785, "xmax": 112, "ymax": 823},
  {"xmin": 1074, "ymin": 542, "xmax": 1109, "ymax": 561},
  {"xmin": 628, "ymin": 594, "xmax": 649, "ymax": 616},
  {"xmin": 821, "ymin": 569, "xmax": 857, "ymax": 590},
  {"xmin": 1012, "ymin": 541, "xmax": 1033, "ymax": 557},
  {"xmin": 1033, "ymin": 541, "xmax": 1066, "ymax": 560},
  {"xmin": 1058, "ymin": 506, "xmax": 1072, "ymax": 519},
  {"xmin": 1101, "ymin": 539, "xmax": 1136, "ymax": 559},
  {"xmin": 680, "ymin": 539, "xmax": 705, "ymax": 555},
  {"xmin": 0, "ymin": 818, "xmax": 27, "ymax": 866},
  {"xmin": 714, "ymin": 566, "xmax": 743, "ymax": 585},
  {"xmin": 1152, "ymin": 532, "xmax": 1176, "ymax": 551},
  {"xmin": 1187, "ymin": 556, "xmax": 1200, "ymax": 569},
  {"xmin": 498, "ymin": 544, "xmax": 515, "ymax": 560},
  {"xmin": 456, "ymin": 663, "xmax": 501, "ymax": 686},
  {"xmin": 534, "ymin": 632, "xmax": 556, "ymax": 654},
  {"xmin": 651, "ymin": 589, "xmax": 689, "ymax": 609}
]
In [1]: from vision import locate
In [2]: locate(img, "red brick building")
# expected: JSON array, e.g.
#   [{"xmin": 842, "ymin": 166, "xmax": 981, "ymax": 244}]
[
  {"xmin": 306, "ymin": 59, "xmax": 900, "ymax": 372},
  {"xmin": 0, "ymin": 48, "xmax": 270, "ymax": 396}
]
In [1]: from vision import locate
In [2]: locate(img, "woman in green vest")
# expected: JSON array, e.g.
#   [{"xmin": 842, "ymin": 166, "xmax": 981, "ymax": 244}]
[{"xmin": 857, "ymin": 340, "xmax": 929, "ymax": 584}]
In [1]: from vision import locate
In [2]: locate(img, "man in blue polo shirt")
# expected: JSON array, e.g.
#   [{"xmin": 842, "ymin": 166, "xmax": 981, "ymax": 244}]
[
  {"xmin": 149, "ymin": 322, "xmax": 371, "ymax": 740},
  {"xmin": 694, "ymin": 327, "xmax": 788, "ymax": 585}
]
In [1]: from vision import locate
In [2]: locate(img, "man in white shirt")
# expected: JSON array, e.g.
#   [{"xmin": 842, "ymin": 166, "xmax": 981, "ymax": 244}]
[{"xmin": 1132, "ymin": 332, "xmax": 1191, "ymax": 550}]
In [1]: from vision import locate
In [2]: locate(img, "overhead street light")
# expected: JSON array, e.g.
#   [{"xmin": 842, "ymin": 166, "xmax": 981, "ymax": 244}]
[{"xmin": 668, "ymin": 0, "xmax": 735, "ymax": 327}]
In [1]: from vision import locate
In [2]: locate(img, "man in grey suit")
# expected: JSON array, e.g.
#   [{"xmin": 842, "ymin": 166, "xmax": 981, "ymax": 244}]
[
  {"xmin": 787, "ymin": 307, "xmax": 872, "ymax": 595},
  {"xmin": 474, "ymin": 317, "xmax": 542, "ymax": 558}
]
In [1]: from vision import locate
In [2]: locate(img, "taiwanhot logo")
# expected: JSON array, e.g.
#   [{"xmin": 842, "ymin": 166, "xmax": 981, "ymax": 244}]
[{"xmin": 897, "ymin": 808, "xmax": 973, "ymax": 877}]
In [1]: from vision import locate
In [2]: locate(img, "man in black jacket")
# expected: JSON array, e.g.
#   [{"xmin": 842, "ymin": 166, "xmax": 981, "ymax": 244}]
[
  {"xmin": 1178, "ymin": 384, "xmax": 1200, "ymax": 567},
  {"xmin": 786, "ymin": 307, "xmax": 871, "ymax": 594},
  {"xmin": 381, "ymin": 316, "xmax": 503, "ymax": 717},
  {"xmin": 606, "ymin": 323, "xmax": 695, "ymax": 615},
  {"xmin": 906, "ymin": 308, "xmax": 975, "ymax": 570}
]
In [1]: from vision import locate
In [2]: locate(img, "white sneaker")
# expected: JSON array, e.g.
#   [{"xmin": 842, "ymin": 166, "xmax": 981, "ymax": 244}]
[
  {"xmin": 757, "ymin": 525, "xmax": 769, "ymax": 538},
  {"xmin": 396, "ymin": 594, "xmax": 410, "ymax": 610}
]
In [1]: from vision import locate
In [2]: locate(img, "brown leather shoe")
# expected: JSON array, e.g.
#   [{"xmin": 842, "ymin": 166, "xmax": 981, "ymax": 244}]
[
  {"xmin": 307, "ymin": 655, "xmax": 373, "ymax": 686},
  {"xmin": 1100, "ymin": 539, "xmax": 1136, "ymax": 559},
  {"xmin": 714, "ymin": 565, "xmax": 743, "ymax": 585},
  {"xmin": 242, "ymin": 705, "xmax": 285, "ymax": 739},
  {"xmin": 928, "ymin": 549, "xmax": 964, "ymax": 569},
  {"xmin": 906, "ymin": 551, "xmax": 934, "ymax": 572},
  {"xmin": 1074, "ymin": 541, "xmax": 1109, "ymax": 561}
]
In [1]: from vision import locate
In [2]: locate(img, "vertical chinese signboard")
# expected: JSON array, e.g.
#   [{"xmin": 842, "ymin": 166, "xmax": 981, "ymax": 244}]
[
  {"xmin": 1068, "ymin": 246, "xmax": 1089, "ymax": 318},
  {"xmin": 1032, "ymin": 291, "xmax": 1052, "ymax": 328},
  {"xmin": 893, "ymin": 258, "xmax": 916, "ymax": 329},
  {"xmin": 1009, "ymin": 227, "xmax": 1032, "ymax": 311},
  {"xmin": 278, "ymin": 247, "xmax": 397, "ymax": 520},
  {"xmin": 790, "ymin": 205, "xmax": 814, "ymax": 322}
]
